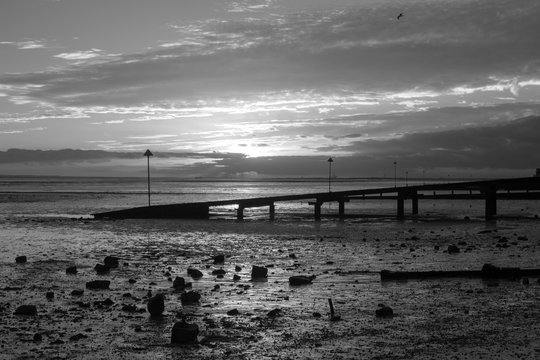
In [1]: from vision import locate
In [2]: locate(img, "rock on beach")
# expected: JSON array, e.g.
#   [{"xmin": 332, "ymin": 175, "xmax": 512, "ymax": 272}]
[
  {"xmin": 289, "ymin": 275, "xmax": 316, "ymax": 285},
  {"xmin": 104, "ymin": 256, "xmax": 119, "ymax": 268},
  {"xmin": 147, "ymin": 294, "xmax": 165, "ymax": 316},
  {"xmin": 187, "ymin": 268, "xmax": 203, "ymax": 279},
  {"xmin": 171, "ymin": 321, "xmax": 199, "ymax": 344},
  {"xmin": 14, "ymin": 305, "xmax": 37, "ymax": 316},
  {"xmin": 86, "ymin": 280, "xmax": 110, "ymax": 290},
  {"xmin": 251, "ymin": 265, "xmax": 268, "ymax": 279}
]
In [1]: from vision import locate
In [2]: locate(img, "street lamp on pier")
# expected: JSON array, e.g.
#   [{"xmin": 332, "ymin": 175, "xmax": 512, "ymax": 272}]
[
  {"xmin": 327, "ymin": 157, "xmax": 334, "ymax": 192},
  {"xmin": 144, "ymin": 149, "xmax": 153, "ymax": 206},
  {"xmin": 393, "ymin": 161, "xmax": 397, "ymax": 187}
]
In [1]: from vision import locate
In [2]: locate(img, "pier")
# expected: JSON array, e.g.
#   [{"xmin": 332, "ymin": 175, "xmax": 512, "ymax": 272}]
[{"xmin": 93, "ymin": 176, "xmax": 540, "ymax": 221}]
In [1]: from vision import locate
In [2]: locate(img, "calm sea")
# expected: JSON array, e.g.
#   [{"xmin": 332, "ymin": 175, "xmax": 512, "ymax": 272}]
[{"xmin": 1, "ymin": 175, "xmax": 539, "ymax": 221}]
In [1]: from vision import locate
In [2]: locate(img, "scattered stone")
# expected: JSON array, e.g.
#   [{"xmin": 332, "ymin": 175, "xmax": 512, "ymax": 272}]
[
  {"xmin": 69, "ymin": 333, "xmax": 88, "ymax": 342},
  {"xmin": 289, "ymin": 253, "xmax": 297, "ymax": 259},
  {"xmin": 212, "ymin": 269, "xmax": 226, "ymax": 276},
  {"xmin": 235, "ymin": 265, "xmax": 242, "ymax": 272},
  {"xmin": 85, "ymin": 280, "xmax": 110, "ymax": 290},
  {"xmin": 14, "ymin": 305, "xmax": 37, "ymax": 316},
  {"xmin": 212, "ymin": 254, "xmax": 225, "ymax": 264},
  {"xmin": 46, "ymin": 291, "xmax": 54, "ymax": 300},
  {"xmin": 187, "ymin": 268, "xmax": 203, "ymax": 279},
  {"xmin": 50, "ymin": 339, "xmax": 64, "ymax": 345},
  {"xmin": 122, "ymin": 304, "xmax": 138, "ymax": 313},
  {"xmin": 251, "ymin": 265, "xmax": 268, "ymax": 279},
  {"xmin": 267, "ymin": 308, "xmax": 281, "ymax": 318},
  {"xmin": 375, "ymin": 305, "xmax": 394, "ymax": 318},
  {"xmin": 173, "ymin": 276, "xmax": 186, "ymax": 290},
  {"xmin": 66, "ymin": 266, "xmax": 77, "ymax": 274},
  {"xmin": 181, "ymin": 291, "xmax": 201, "ymax": 304},
  {"xmin": 147, "ymin": 294, "xmax": 165, "ymax": 316},
  {"xmin": 289, "ymin": 275, "xmax": 316, "ymax": 286},
  {"xmin": 171, "ymin": 321, "xmax": 199, "ymax": 344},
  {"xmin": 104, "ymin": 256, "xmax": 119, "ymax": 268},
  {"xmin": 33, "ymin": 333, "xmax": 42, "ymax": 342},
  {"xmin": 447, "ymin": 245, "xmax": 460, "ymax": 254},
  {"xmin": 312, "ymin": 312, "xmax": 322, "ymax": 318},
  {"xmin": 233, "ymin": 274, "xmax": 241, "ymax": 281},
  {"xmin": 15, "ymin": 256, "xmax": 27, "ymax": 264},
  {"xmin": 128, "ymin": 278, "xmax": 136, "ymax": 284},
  {"xmin": 71, "ymin": 289, "xmax": 84, "ymax": 296},
  {"xmin": 227, "ymin": 309, "xmax": 239, "ymax": 316},
  {"xmin": 94, "ymin": 263, "xmax": 110, "ymax": 274}
]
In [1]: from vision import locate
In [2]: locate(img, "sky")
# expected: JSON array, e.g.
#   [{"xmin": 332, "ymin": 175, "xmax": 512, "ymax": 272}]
[{"xmin": 1, "ymin": 0, "xmax": 540, "ymax": 178}]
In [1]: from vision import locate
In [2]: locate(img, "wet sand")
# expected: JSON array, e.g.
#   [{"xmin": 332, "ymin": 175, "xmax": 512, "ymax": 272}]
[{"xmin": 1, "ymin": 217, "xmax": 540, "ymax": 359}]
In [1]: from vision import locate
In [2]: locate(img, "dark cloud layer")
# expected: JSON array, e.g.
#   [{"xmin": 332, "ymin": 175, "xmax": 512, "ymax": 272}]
[
  {"xmin": 2, "ymin": 116, "xmax": 537, "ymax": 177},
  {"xmin": 1, "ymin": 0, "xmax": 539, "ymax": 107}
]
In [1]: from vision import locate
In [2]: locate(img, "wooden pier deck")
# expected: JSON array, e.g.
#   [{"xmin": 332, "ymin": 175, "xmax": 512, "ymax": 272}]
[{"xmin": 92, "ymin": 176, "xmax": 540, "ymax": 221}]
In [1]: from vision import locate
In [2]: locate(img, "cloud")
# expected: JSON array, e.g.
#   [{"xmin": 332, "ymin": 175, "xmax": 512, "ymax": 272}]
[
  {"xmin": 54, "ymin": 49, "xmax": 105, "ymax": 60},
  {"xmin": 1, "ymin": 0, "xmax": 539, "ymax": 110}
]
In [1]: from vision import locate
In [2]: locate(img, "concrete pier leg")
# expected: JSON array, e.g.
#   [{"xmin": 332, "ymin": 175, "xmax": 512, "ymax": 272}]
[
  {"xmin": 397, "ymin": 195, "xmax": 405, "ymax": 220},
  {"xmin": 269, "ymin": 203, "xmax": 275, "ymax": 221},
  {"xmin": 314, "ymin": 202, "xmax": 322, "ymax": 221},
  {"xmin": 485, "ymin": 191, "xmax": 497, "ymax": 220},
  {"xmin": 412, "ymin": 196, "xmax": 418, "ymax": 215},
  {"xmin": 237, "ymin": 206, "xmax": 244, "ymax": 220},
  {"xmin": 339, "ymin": 200, "xmax": 345, "ymax": 216}
]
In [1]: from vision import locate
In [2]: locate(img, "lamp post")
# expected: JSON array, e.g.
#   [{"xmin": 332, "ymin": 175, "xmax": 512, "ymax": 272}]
[
  {"xmin": 327, "ymin": 157, "xmax": 334, "ymax": 192},
  {"xmin": 393, "ymin": 161, "xmax": 397, "ymax": 187},
  {"xmin": 144, "ymin": 149, "xmax": 153, "ymax": 206}
]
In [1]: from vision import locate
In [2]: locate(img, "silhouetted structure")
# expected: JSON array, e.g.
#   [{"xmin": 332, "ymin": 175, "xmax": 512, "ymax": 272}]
[{"xmin": 93, "ymin": 176, "xmax": 540, "ymax": 221}]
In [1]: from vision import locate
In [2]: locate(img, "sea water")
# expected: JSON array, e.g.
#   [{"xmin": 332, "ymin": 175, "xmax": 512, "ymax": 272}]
[{"xmin": 1, "ymin": 176, "xmax": 538, "ymax": 220}]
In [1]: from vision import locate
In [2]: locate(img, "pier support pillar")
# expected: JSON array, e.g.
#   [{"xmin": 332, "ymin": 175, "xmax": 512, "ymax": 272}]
[
  {"xmin": 339, "ymin": 200, "xmax": 345, "ymax": 216},
  {"xmin": 314, "ymin": 202, "xmax": 322, "ymax": 221},
  {"xmin": 237, "ymin": 206, "xmax": 244, "ymax": 220},
  {"xmin": 485, "ymin": 190, "xmax": 497, "ymax": 220},
  {"xmin": 397, "ymin": 193, "xmax": 405, "ymax": 220},
  {"xmin": 269, "ymin": 203, "xmax": 275, "ymax": 221},
  {"xmin": 412, "ymin": 194, "xmax": 419, "ymax": 215}
]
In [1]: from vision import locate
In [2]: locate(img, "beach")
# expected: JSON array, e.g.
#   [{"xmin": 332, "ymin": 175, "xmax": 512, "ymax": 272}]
[{"xmin": 1, "ymin": 178, "xmax": 540, "ymax": 359}]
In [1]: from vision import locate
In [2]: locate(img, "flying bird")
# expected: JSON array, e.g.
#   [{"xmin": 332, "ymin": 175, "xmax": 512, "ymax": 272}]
[{"xmin": 397, "ymin": 13, "xmax": 404, "ymax": 20}]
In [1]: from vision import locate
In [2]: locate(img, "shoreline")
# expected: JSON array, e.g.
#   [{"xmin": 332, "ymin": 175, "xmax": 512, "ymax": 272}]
[{"xmin": 1, "ymin": 216, "xmax": 539, "ymax": 358}]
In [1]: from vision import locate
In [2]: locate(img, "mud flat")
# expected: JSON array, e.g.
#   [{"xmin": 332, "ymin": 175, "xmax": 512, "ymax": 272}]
[{"xmin": 1, "ymin": 217, "xmax": 540, "ymax": 359}]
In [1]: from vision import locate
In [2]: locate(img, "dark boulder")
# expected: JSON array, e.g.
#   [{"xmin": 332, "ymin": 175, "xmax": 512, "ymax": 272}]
[
  {"xmin": 104, "ymin": 256, "xmax": 119, "ymax": 268},
  {"xmin": 212, "ymin": 254, "xmax": 225, "ymax": 264},
  {"xmin": 15, "ymin": 256, "xmax": 27, "ymax": 264},
  {"xmin": 187, "ymin": 268, "xmax": 203, "ymax": 279},
  {"xmin": 227, "ymin": 309, "xmax": 240, "ymax": 316},
  {"xmin": 14, "ymin": 305, "xmax": 37, "ymax": 316},
  {"xmin": 289, "ymin": 275, "xmax": 316, "ymax": 286},
  {"xmin": 173, "ymin": 276, "xmax": 186, "ymax": 291},
  {"xmin": 94, "ymin": 263, "xmax": 110, "ymax": 274},
  {"xmin": 66, "ymin": 266, "xmax": 78, "ymax": 274},
  {"xmin": 180, "ymin": 291, "xmax": 201, "ymax": 305},
  {"xmin": 46, "ymin": 291, "xmax": 54, "ymax": 300},
  {"xmin": 251, "ymin": 265, "xmax": 268, "ymax": 279},
  {"xmin": 147, "ymin": 294, "xmax": 165, "ymax": 316},
  {"xmin": 212, "ymin": 269, "xmax": 226, "ymax": 276},
  {"xmin": 71, "ymin": 289, "xmax": 84, "ymax": 296},
  {"xmin": 447, "ymin": 245, "xmax": 460, "ymax": 254},
  {"xmin": 171, "ymin": 321, "xmax": 199, "ymax": 344},
  {"xmin": 85, "ymin": 280, "xmax": 110, "ymax": 290},
  {"xmin": 375, "ymin": 305, "xmax": 393, "ymax": 318}
]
